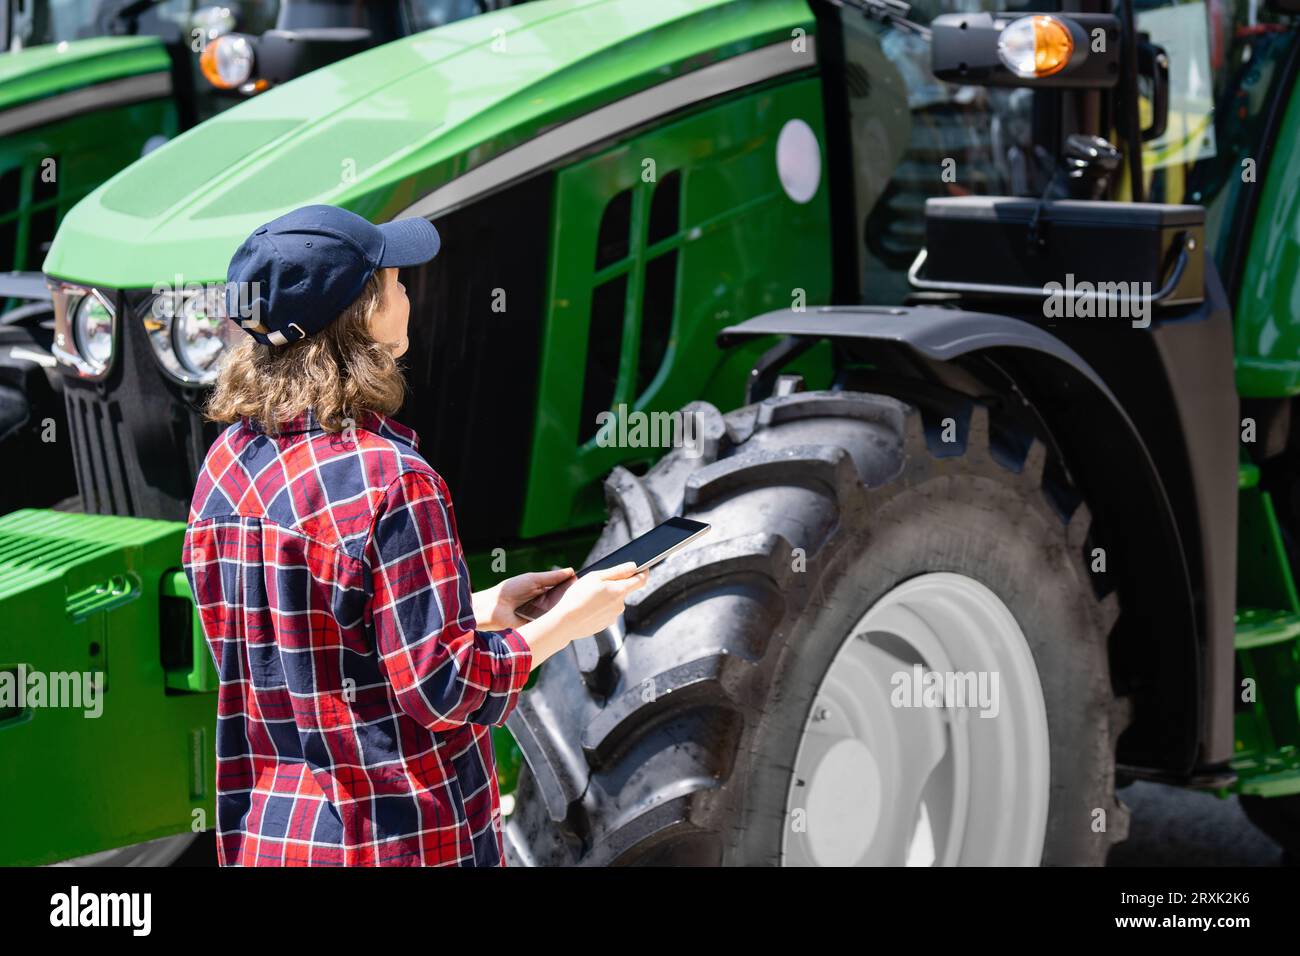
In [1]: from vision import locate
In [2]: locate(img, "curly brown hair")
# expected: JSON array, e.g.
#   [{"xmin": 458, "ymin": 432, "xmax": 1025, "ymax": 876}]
[{"xmin": 205, "ymin": 272, "xmax": 405, "ymax": 435}]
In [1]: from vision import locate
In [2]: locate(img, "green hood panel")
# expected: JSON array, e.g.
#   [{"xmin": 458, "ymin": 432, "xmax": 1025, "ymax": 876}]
[
  {"xmin": 43, "ymin": 0, "xmax": 813, "ymax": 288},
  {"xmin": 0, "ymin": 36, "xmax": 170, "ymax": 113}
]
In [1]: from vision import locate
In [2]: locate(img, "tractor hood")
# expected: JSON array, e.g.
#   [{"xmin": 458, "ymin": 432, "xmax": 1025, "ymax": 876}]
[
  {"xmin": 0, "ymin": 36, "xmax": 170, "ymax": 114},
  {"xmin": 43, "ymin": 0, "xmax": 811, "ymax": 289}
]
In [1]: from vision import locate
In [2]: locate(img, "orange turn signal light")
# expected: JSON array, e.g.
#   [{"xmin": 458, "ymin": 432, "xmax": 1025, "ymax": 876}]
[
  {"xmin": 200, "ymin": 35, "xmax": 255, "ymax": 90},
  {"xmin": 998, "ymin": 15, "xmax": 1075, "ymax": 78}
]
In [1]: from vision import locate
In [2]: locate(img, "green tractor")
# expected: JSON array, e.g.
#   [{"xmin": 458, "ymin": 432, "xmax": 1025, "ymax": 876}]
[
  {"xmin": 0, "ymin": 0, "xmax": 519, "ymax": 516},
  {"xmin": 4, "ymin": 0, "xmax": 1300, "ymax": 866}
]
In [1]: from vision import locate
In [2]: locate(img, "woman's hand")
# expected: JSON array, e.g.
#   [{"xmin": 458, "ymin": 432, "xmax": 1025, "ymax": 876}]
[
  {"xmin": 515, "ymin": 563, "xmax": 648, "ymax": 669},
  {"xmin": 473, "ymin": 568, "xmax": 575, "ymax": 631}
]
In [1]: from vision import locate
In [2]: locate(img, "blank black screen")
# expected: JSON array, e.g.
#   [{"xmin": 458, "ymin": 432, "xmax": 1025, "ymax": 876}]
[{"xmin": 580, "ymin": 517, "xmax": 709, "ymax": 575}]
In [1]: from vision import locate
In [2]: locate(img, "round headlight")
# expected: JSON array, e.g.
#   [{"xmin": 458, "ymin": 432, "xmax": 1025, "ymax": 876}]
[
  {"xmin": 175, "ymin": 292, "xmax": 230, "ymax": 378},
  {"xmin": 72, "ymin": 295, "xmax": 114, "ymax": 375},
  {"xmin": 145, "ymin": 288, "xmax": 236, "ymax": 385},
  {"xmin": 200, "ymin": 34, "xmax": 254, "ymax": 90},
  {"xmin": 998, "ymin": 15, "xmax": 1074, "ymax": 79}
]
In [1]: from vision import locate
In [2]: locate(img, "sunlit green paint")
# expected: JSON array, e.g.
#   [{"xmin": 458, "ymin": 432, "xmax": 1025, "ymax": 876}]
[
  {"xmin": 0, "ymin": 509, "xmax": 214, "ymax": 866},
  {"xmin": 523, "ymin": 76, "xmax": 831, "ymax": 536},
  {"xmin": 1234, "ymin": 73, "xmax": 1300, "ymax": 399},
  {"xmin": 0, "ymin": 36, "xmax": 169, "ymax": 111}
]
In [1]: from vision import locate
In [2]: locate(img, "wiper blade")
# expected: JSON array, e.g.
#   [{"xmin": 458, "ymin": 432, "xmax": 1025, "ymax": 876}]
[{"xmin": 828, "ymin": 0, "xmax": 932, "ymax": 39}]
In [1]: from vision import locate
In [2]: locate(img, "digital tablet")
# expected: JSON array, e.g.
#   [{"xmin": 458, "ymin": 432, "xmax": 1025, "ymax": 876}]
[{"xmin": 515, "ymin": 516, "xmax": 711, "ymax": 621}]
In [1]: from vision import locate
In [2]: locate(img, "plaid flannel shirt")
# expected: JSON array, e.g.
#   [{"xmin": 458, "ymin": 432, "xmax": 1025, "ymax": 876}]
[{"xmin": 182, "ymin": 409, "xmax": 532, "ymax": 866}]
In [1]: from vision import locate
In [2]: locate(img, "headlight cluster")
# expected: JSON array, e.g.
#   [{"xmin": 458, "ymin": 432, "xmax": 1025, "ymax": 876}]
[
  {"xmin": 146, "ymin": 288, "xmax": 240, "ymax": 385},
  {"xmin": 50, "ymin": 282, "xmax": 239, "ymax": 385},
  {"xmin": 51, "ymin": 284, "xmax": 117, "ymax": 379}
]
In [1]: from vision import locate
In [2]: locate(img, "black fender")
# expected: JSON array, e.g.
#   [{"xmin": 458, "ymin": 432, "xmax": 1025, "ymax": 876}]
[{"xmin": 718, "ymin": 279, "xmax": 1238, "ymax": 783}]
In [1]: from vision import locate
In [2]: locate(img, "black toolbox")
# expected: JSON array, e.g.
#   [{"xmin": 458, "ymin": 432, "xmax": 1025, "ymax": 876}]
[{"xmin": 913, "ymin": 197, "xmax": 1205, "ymax": 309}]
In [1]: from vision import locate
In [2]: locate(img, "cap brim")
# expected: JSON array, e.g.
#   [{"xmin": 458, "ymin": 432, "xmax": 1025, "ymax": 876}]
[{"xmin": 376, "ymin": 217, "xmax": 441, "ymax": 268}]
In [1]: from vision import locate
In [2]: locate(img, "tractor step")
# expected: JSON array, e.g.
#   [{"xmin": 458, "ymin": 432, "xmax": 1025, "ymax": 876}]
[
  {"xmin": 1234, "ymin": 607, "xmax": 1300, "ymax": 650},
  {"xmin": 1232, "ymin": 605, "xmax": 1300, "ymax": 797}
]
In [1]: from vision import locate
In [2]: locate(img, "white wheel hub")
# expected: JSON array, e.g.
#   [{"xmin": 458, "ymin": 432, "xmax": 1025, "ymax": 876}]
[{"xmin": 782, "ymin": 573, "xmax": 1051, "ymax": 866}]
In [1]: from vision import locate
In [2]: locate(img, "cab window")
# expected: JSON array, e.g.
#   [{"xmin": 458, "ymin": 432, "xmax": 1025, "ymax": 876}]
[
  {"xmin": 1134, "ymin": 0, "xmax": 1296, "ymax": 271},
  {"xmin": 836, "ymin": 0, "xmax": 1051, "ymax": 303}
]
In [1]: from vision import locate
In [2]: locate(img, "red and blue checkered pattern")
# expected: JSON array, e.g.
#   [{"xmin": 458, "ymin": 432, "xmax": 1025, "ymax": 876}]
[{"xmin": 183, "ymin": 410, "xmax": 532, "ymax": 866}]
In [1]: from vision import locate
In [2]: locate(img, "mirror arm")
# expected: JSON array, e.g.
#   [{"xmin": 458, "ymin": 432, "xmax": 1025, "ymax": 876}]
[{"xmin": 1117, "ymin": 0, "xmax": 1146, "ymax": 202}]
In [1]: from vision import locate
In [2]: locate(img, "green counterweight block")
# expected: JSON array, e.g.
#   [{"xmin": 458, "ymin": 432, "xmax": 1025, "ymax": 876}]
[{"xmin": 0, "ymin": 509, "xmax": 215, "ymax": 866}]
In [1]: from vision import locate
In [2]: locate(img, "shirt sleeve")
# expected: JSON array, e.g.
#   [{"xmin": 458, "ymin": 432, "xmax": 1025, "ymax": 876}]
[{"xmin": 365, "ymin": 469, "xmax": 532, "ymax": 732}]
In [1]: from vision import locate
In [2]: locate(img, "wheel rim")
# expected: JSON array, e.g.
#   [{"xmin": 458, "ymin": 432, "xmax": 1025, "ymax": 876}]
[{"xmin": 781, "ymin": 573, "xmax": 1050, "ymax": 866}]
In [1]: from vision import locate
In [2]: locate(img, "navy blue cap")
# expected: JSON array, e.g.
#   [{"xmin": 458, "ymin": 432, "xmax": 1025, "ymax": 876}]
[{"xmin": 224, "ymin": 204, "xmax": 440, "ymax": 346}]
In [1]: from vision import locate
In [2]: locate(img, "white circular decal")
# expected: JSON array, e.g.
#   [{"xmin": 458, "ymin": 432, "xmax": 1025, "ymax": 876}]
[{"xmin": 776, "ymin": 118, "xmax": 822, "ymax": 204}]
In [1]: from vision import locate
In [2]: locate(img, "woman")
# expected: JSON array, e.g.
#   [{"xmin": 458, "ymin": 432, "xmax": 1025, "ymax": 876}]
[{"xmin": 183, "ymin": 204, "xmax": 646, "ymax": 866}]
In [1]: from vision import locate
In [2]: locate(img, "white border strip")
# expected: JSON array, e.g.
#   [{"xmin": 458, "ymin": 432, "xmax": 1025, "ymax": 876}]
[{"xmin": 0, "ymin": 72, "xmax": 173, "ymax": 138}]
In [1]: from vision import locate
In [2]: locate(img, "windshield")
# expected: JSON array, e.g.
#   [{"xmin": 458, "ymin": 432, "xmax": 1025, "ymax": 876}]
[
  {"xmin": 1132, "ymin": 0, "xmax": 1296, "ymax": 274},
  {"xmin": 406, "ymin": 0, "xmax": 489, "ymax": 31},
  {"xmin": 837, "ymin": 0, "xmax": 1051, "ymax": 303},
  {"xmin": 6, "ymin": 1, "xmax": 510, "ymax": 51},
  {"xmin": 5, "ymin": 0, "xmax": 280, "ymax": 50}
]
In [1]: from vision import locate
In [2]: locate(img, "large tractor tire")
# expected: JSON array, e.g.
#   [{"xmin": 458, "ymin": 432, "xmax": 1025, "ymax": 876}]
[{"xmin": 505, "ymin": 386, "xmax": 1130, "ymax": 866}]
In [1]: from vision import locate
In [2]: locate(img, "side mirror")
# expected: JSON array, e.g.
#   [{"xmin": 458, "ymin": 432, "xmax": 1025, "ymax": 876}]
[
  {"xmin": 930, "ymin": 12, "xmax": 1121, "ymax": 88},
  {"xmin": 1137, "ymin": 37, "xmax": 1170, "ymax": 142}
]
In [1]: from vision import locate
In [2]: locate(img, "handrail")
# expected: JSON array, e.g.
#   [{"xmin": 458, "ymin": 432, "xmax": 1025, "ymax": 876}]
[{"xmin": 907, "ymin": 231, "xmax": 1193, "ymax": 306}]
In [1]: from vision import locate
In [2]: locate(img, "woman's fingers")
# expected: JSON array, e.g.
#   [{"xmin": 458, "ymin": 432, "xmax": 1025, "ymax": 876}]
[
  {"xmin": 610, "ymin": 571, "xmax": 648, "ymax": 594},
  {"xmin": 535, "ymin": 567, "xmax": 575, "ymax": 584},
  {"xmin": 593, "ymin": 561, "xmax": 640, "ymax": 581}
]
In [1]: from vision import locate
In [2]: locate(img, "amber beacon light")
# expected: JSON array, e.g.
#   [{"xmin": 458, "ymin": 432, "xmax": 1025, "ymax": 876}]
[{"xmin": 997, "ymin": 15, "xmax": 1075, "ymax": 78}]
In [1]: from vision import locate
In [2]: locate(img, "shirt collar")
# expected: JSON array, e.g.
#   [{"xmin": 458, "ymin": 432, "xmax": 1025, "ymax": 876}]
[{"xmin": 241, "ymin": 409, "xmax": 420, "ymax": 451}]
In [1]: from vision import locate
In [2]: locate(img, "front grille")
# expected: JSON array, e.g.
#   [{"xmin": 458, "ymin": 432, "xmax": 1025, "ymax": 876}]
[
  {"xmin": 66, "ymin": 391, "xmax": 136, "ymax": 516},
  {"xmin": 62, "ymin": 290, "xmax": 218, "ymax": 521},
  {"xmin": 65, "ymin": 382, "xmax": 213, "ymax": 520}
]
